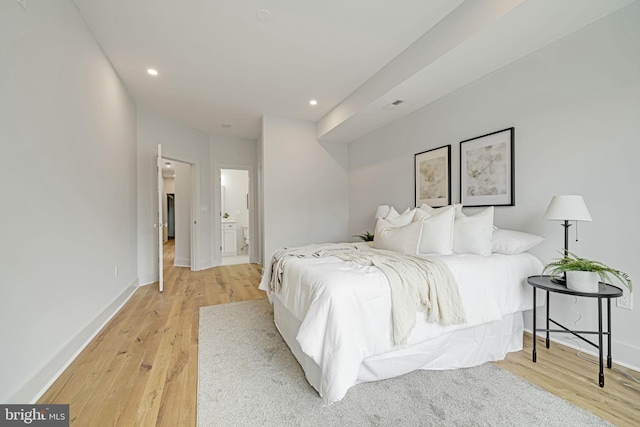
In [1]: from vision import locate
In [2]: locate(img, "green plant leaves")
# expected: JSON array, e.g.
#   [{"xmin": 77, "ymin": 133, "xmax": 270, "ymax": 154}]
[
  {"xmin": 353, "ymin": 231, "xmax": 374, "ymax": 242},
  {"xmin": 543, "ymin": 251, "xmax": 632, "ymax": 291}
]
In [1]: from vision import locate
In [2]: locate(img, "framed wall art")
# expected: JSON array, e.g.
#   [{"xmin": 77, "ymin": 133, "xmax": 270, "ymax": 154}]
[
  {"xmin": 460, "ymin": 127, "xmax": 514, "ymax": 207},
  {"xmin": 414, "ymin": 145, "xmax": 451, "ymax": 208}
]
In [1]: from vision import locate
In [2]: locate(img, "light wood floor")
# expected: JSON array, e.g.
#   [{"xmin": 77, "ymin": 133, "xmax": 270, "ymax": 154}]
[
  {"xmin": 39, "ymin": 240, "xmax": 640, "ymax": 426},
  {"xmin": 496, "ymin": 334, "xmax": 640, "ymax": 426},
  {"xmin": 38, "ymin": 240, "xmax": 265, "ymax": 426}
]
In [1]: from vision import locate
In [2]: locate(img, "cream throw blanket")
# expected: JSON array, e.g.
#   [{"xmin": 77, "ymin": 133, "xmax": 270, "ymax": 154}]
[
  {"xmin": 333, "ymin": 247, "xmax": 466, "ymax": 345},
  {"xmin": 265, "ymin": 244, "xmax": 466, "ymax": 346},
  {"xmin": 265, "ymin": 243, "xmax": 357, "ymax": 294}
]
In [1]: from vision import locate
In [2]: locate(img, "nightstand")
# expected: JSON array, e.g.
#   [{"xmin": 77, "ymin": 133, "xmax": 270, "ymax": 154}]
[{"xmin": 527, "ymin": 275, "xmax": 623, "ymax": 387}]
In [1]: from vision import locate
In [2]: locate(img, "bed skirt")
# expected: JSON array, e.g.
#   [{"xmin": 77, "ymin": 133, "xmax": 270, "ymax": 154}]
[{"xmin": 273, "ymin": 294, "xmax": 524, "ymax": 402}]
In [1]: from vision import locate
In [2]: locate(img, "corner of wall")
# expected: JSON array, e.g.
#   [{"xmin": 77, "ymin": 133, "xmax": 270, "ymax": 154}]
[{"xmin": 7, "ymin": 279, "xmax": 139, "ymax": 404}]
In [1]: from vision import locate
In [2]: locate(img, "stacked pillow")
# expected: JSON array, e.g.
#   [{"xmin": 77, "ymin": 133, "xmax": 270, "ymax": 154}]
[
  {"xmin": 452, "ymin": 206, "xmax": 494, "ymax": 256},
  {"xmin": 373, "ymin": 204, "xmax": 543, "ymax": 256},
  {"xmin": 414, "ymin": 205, "xmax": 456, "ymax": 255},
  {"xmin": 491, "ymin": 228, "xmax": 545, "ymax": 254},
  {"xmin": 373, "ymin": 208, "xmax": 421, "ymax": 253},
  {"xmin": 373, "ymin": 217, "xmax": 423, "ymax": 254}
]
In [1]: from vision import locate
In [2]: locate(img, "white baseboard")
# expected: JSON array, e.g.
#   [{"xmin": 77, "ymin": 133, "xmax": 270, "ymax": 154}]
[
  {"xmin": 138, "ymin": 273, "xmax": 157, "ymax": 286},
  {"xmin": 173, "ymin": 258, "xmax": 190, "ymax": 267},
  {"xmin": 524, "ymin": 327, "xmax": 640, "ymax": 373},
  {"xmin": 7, "ymin": 279, "xmax": 139, "ymax": 403}
]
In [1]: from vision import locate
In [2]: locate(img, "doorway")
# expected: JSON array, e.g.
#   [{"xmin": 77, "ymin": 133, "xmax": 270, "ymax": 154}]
[
  {"xmin": 161, "ymin": 158, "xmax": 194, "ymax": 268},
  {"xmin": 220, "ymin": 168, "xmax": 250, "ymax": 266},
  {"xmin": 167, "ymin": 194, "xmax": 175, "ymax": 239}
]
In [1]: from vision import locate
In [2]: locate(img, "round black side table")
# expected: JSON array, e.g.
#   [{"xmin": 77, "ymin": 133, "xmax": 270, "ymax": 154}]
[{"xmin": 527, "ymin": 275, "xmax": 622, "ymax": 387}]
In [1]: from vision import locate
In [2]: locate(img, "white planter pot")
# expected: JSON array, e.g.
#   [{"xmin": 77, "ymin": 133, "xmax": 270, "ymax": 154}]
[{"xmin": 566, "ymin": 271, "xmax": 600, "ymax": 293}]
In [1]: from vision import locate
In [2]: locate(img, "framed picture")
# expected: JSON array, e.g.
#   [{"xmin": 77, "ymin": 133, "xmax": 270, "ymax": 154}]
[
  {"xmin": 460, "ymin": 127, "xmax": 514, "ymax": 207},
  {"xmin": 414, "ymin": 145, "xmax": 451, "ymax": 208}
]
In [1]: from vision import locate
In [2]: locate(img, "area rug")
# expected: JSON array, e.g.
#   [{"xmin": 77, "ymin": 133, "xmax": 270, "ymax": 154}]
[{"xmin": 197, "ymin": 299, "xmax": 610, "ymax": 427}]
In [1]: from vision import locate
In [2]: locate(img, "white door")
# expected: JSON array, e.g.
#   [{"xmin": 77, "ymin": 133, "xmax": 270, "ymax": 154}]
[{"xmin": 157, "ymin": 144, "xmax": 164, "ymax": 292}]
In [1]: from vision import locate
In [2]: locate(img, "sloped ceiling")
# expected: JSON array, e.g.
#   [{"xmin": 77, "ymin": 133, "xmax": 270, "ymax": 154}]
[{"xmin": 73, "ymin": 0, "xmax": 635, "ymax": 142}]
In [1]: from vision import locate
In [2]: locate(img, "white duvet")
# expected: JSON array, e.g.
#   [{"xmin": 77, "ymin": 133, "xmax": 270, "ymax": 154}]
[{"xmin": 260, "ymin": 251, "xmax": 543, "ymax": 404}]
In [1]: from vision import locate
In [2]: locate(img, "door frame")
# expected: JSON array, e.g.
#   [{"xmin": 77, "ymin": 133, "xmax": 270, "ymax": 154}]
[
  {"xmin": 162, "ymin": 155, "xmax": 198, "ymax": 272},
  {"xmin": 214, "ymin": 163, "xmax": 257, "ymax": 266}
]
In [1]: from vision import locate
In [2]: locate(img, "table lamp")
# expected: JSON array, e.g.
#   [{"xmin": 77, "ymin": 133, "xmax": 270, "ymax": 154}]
[{"xmin": 544, "ymin": 195, "xmax": 592, "ymax": 283}]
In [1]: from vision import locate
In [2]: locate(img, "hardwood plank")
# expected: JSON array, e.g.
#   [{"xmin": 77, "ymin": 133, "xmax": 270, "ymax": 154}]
[
  {"xmin": 38, "ymin": 241, "xmax": 639, "ymax": 426},
  {"xmin": 496, "ymin": 333, "xmax": 640, "ymax": 426}
]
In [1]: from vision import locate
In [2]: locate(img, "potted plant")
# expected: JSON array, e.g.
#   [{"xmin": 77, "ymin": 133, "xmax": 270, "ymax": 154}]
[
  {"xmin": 542, "ymin": 251, "xmax": 632, "ymax": 293},
  {"xmin": 353, "ymin": 231, "xmax": 374, "ymax": 242}
]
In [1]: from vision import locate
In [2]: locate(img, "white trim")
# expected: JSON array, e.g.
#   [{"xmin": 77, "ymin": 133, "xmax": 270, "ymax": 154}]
[
  {"xmin": 213, "ymin": 163, "xmax": 258, "ymax": 267},
  {"xmin": 173, "ymin": 258, "xmax": 191, "ymax": 268},
  {"xmin": 138, "ymin": 273, "xmax": 157, "ymax": 286},
  {"xmin": 161, "ymin": 155, "xmax": 199, "ymax": 272},
  {"xmin": 7, "ymin": 279, "xmax": 139, "ymax": 403}
]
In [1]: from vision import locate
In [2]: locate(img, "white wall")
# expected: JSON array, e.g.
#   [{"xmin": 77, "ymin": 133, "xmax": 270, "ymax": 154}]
[
  {"xmin": 262, "ymin": 116, "xmax": 349, "ymax": 260},
  {"xmin": 137, "ymin": 106, "xmax": 211, "ymax": 281},
  {"xmin": 348, "ymin": 3, "xmax": 640, "ymax": 369},
  {"xmin": 174, "ymin": 162, "xmax": 193, "ymax": 267},
  {"xmin": 0, "ymin": 0, "xmax": 138, "ymax": 402}
]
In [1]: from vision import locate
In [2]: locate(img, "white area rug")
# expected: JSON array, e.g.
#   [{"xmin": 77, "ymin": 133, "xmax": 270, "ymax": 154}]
[{"xmin": 197, "ymin": 299, "xmax": 611, "ymax": 427}]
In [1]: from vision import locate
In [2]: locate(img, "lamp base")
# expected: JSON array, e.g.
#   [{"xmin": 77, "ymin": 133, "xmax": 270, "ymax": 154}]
[{"xmin": 551, "ymin": 277, "xmax": 566, "ymax": 285}]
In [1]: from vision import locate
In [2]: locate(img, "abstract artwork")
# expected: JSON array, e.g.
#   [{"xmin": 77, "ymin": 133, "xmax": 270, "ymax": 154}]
[
  {"xmin": 460, "ymin": 128, "xmax": 514, "ymax": 207},
  {"xmin": 415, "ymin": 145, "xmax": 451, "ymax": 207}
]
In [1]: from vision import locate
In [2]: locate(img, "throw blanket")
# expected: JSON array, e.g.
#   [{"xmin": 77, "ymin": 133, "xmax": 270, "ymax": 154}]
[
  {"xmin": 333, "ymin": 247, "xmax": 465, "ymax": 345},
  {"xmin": 262, "ymin": 244, "xmax": 466, "ymax": 346},
  {"xmin": 264, "ymin": 243, "xmax": 357, "ymax": 294}
]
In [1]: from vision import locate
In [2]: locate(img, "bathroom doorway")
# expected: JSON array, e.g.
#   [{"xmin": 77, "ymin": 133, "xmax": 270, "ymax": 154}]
[{"xmin": 220, "ymin": 168, "xmax": 250, "ymax": 265}]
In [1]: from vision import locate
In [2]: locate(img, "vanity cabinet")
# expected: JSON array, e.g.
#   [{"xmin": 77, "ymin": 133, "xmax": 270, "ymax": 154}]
[{"xmin": 222, "ymin": 222, "xmax": 237, "ymax": 255}]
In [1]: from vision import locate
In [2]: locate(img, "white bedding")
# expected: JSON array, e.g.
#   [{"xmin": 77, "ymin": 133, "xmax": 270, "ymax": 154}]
[{"xmin": 260, "ymin": 249, "xmax": 544, "ymax": 405}]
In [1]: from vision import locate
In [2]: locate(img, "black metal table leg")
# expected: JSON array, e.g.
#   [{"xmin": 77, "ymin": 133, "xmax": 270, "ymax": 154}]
[
  {"xmin": 607, "ymin": 298, "xmax": 613, "ymax": 369},
  {"xmin": 526, "ymin": 276, "xmax": 622, "ymax": 389},
  {"xmin": 532, "ymin": 287, "xmax": 537, "ymax": 363},
  {"xmin": 546, "ymin": 290, "xmax": 550, "ymax": 348},
  {"xmin": 598, "ymin": 298, "xmax": 604, "ymax": 387}
]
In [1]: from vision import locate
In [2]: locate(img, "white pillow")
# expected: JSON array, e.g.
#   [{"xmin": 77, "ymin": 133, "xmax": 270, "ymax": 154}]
[
  {"xmin": 413, "ymin": 207, "xmax": 430, "ymax": 222},
  {"xmin": 492, "ymin": 229, "xmax": 544, "ymax": 254},
  {"xmin": 420, "ymin": 203, "xmax": 463, "ymax": 216},
  {"xmin": 386, "ymin": 208, "xmax": 415, "ymax": 227},
  {"xmin": 416, "ymin": 205, "xmax": 455, "ymax": 255},
  {"xmin": 453, "ymin": 206, "xmax": 494, "ymax": 256},
  {"xmin": 384, "ymin": 207, "xmax": 400, "ymax": 220},
  {"xmin": 373, "ymin": 218, "xmax": 423, "ymax": 254}
]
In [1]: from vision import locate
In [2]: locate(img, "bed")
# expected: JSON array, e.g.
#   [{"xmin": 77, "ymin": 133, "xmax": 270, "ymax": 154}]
[{"xmin": 259, "ymin": 205, "xmax": 546, "ymax": 405}]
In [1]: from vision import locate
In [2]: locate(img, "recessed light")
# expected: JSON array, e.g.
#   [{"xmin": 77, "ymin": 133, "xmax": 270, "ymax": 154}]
[
  {"xmin": 309, "ymin": 99, "xmax": 318, "ymax": 106},
  {"xmin": 147, "ymin": 68, "xmax": 158, "ymax": 76}
]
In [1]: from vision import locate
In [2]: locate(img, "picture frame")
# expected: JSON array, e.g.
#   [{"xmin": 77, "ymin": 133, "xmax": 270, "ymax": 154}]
[
  {"xmin": 460, "ymin": 127, "xmax": 514, "ymax": 207},
  {"xmin": 414, "ymin": 145, "xmax": 451, "ymax": 208}
]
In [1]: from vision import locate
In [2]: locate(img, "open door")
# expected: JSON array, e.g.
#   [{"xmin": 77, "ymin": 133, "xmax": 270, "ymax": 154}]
[{"xmin": 156, "ymin": 144, "xmax": 164, "ymax": 292}]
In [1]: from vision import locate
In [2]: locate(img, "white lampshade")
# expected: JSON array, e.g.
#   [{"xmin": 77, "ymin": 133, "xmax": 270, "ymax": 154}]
[
  {"xmin": 374, "ymin": 205, "xmax": 390, "ymax": 219},
  {"xmin": 544, "ymin": 195, "xmax": 592, "ymax": 222}
]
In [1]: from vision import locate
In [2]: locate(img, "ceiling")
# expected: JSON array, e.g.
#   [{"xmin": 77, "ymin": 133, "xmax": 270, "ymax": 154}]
[{"xmin": 72, "ymin": 0, "xmax": 634, "ymax": 143}]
